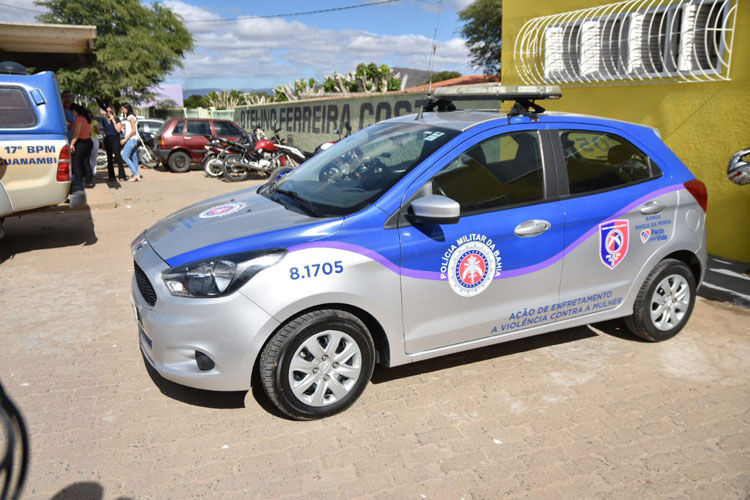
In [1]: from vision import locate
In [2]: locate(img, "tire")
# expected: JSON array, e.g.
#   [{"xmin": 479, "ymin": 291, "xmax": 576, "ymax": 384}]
[
  {"xmin": 259, "ymin": 309, "xmax": 375, "ymax": 420},
  {"xmin": 138, "ymin": 146, "xmax": 159, "ymax": 169},
  {"xmin": 221, "ymin": 154, "xmax": 250, "ymax": 182},
  {"xmin": 168, "ymin": 151, "xmax": 191, "ymax": 173},
  {"xmin": 201, "ymin": 153, "xmax": 219, "ymax": 176},
  {"xmin": 625, "ymin": 259, "xmax": 696, "ymax": 342},
  {"xmin": 270, "ymin": 166, "xmax": 294, "ymax": 182}
]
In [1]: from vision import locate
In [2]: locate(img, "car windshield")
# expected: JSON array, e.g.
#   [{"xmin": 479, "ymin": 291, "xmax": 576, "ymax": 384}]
[{"xmin": 260, "ymin": 122, "xmax": 458, "ymax": 217}]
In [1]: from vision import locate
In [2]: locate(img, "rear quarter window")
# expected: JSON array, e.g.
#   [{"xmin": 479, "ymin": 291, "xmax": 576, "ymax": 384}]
[
  {"xmin": 0, "ymin": 87, "xmax": 36, "ymax": 128},
  {"xmin": 214, "ymin": 120, "xmax": 241, "ymax": 136},
  {"xmin": 558, "ymin": 130, "xmax": 662, "ymax": 195}
]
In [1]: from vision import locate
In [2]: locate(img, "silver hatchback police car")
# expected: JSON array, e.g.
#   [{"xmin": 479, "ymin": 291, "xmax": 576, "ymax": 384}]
[{"xmin": 131, "ymin": 86, "xmax": 708, "ymax": 419}]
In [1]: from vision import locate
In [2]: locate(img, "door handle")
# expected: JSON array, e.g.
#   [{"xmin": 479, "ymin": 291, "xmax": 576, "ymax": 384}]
[
  {"xmin": 185, "ymin": 136, "xmax": 192, "ymax": 140},
  {"xmin": 514, "ymin": 219, "xmax": 551, "ymax": 237},
  {"xmin": 640, "ymin": 201, "xmax": 665, "ymax": 215}
]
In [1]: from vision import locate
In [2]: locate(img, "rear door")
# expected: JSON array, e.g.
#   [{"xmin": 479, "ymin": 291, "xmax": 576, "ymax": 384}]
[
  {"xmin": 399, "ymin": 126, "xmax": 566, "ymax": 353},
  {"xmin": 213, "ymin": 120, "xmax": 242, "ymax": 142},
  {"xmin": 184, "ymin": 119, "xmax": 211, "ymax": 162},
  {"xmin": 550, "ymin": 125, "xmax": 676, "ymax": 317}
]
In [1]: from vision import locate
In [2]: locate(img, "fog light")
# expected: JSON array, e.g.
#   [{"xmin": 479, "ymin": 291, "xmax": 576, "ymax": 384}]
[{"xmin": 195, "ymin": 351, "xmax": 215, "ymax": 371}]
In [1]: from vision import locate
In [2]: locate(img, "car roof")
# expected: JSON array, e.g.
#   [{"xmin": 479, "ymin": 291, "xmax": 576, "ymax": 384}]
[{"xmin": 387, "ymin": 109, "xmax": 654, "ymax": 135}]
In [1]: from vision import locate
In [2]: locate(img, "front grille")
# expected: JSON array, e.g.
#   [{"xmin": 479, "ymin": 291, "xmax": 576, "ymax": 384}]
[{"xmin": 134, "ymin": 262, "xmax": 157, "ymax": 306}]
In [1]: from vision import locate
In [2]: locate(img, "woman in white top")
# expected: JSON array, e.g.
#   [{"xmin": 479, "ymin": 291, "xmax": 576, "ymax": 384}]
[{"xmin": 119, "ymin": 103, "xmax": 141, "ymax": 182}]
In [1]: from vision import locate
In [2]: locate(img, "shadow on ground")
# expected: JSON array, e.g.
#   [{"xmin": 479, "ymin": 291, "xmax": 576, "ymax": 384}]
[
  {"xmin": 0, "ymin": 206, "xmax": 97, "ymax": 264},
  {"xmin": 50, "ymin": 481, "xmax": 132, "ymax": 500},
  {"xmin": 142, "ymin": 356, "xmax": 247, "ymax": 410},
  {"xmin": 142, "ymin": 321, "xmax": 644, "ymax": 416}
]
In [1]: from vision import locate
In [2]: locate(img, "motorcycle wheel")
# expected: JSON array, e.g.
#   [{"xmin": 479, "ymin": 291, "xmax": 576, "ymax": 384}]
[
  {"xmin": 203, "ymin": 154, "xmax": 222, "ymax": 177},
  {"xmin": 138, "ymin": 146, "xmax": 159, "ymax": 169},
  {"xmin": 222, "ymin": 154, "xmax": 251, "ymax": 182},
  {"xmin": 270, "ymin": 166, "xmax": 294, "ymax": 182}
]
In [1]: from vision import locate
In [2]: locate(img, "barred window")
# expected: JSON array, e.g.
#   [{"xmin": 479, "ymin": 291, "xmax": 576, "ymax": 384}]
[{"xmin": 515, "ymin": 0, "xmax": 737, "ymax": 85}]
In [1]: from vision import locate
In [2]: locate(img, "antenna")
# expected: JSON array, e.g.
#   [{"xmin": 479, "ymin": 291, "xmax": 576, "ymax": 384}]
[{"xmin": 426, "ymin": 0, "xmax": 442, "ymax": 96}]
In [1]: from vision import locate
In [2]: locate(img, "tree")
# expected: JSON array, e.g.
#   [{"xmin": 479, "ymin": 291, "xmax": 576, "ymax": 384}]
[
  {"xmin": 184, "ymin": 94, "xmax": 206, "ymax": 109},
  {"xmin": 458, "ymin": 0, "xmax": 502, "ymax": 75},
  {"xmin": 36, "ymin": 0, "xmax": 193, "ymax": 108},
  {"xmin": 422, "ymin": 71, "xmax": 463, "ymax": 85}
]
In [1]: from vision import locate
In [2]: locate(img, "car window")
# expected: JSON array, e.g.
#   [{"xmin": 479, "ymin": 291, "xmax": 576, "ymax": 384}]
[
  {"xmin": 430, "ymin": 131, "xmax": 545, "ymax": 215},
  {"xmin": 558, "ymin": 130, "xmax": 660, "ymax": 195},
  {"xmin": 186, "ymin": 120, "xmax": 211, "ymax": 136},
  {"xmin": 214, "ymin": 120, "xmax": 241, "ymax": 136},
  {"xmin": 172, "ymin": 119, "xmax": 185, "ymax": 135},
  {"xmin": 0, "ymin": 87, "xmax": 36, "ymax": 128}
]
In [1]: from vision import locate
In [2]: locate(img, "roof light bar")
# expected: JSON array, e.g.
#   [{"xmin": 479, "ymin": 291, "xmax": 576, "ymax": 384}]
[{"xmin": 432, "ymin": 84, "xmax": 562, "ymax": 101}]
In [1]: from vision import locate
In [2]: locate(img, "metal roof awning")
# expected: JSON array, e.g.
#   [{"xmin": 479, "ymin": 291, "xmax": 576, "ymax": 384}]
[{"xmin": 0, "ymin": 22, "xmax": 97, "ymax": 71}]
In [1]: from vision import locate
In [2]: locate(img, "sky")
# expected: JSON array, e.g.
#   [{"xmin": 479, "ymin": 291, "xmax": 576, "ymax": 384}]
[{"xmin": 1, "ymin": 0, "xmax": 476, "ymax": 92}]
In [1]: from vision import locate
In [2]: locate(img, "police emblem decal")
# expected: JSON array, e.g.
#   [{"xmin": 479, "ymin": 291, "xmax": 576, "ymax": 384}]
[
  {"xmin": 444, "ymin": 236, "xmax": 501, "ymax": 297},
  {"xmin": 199, "ymin": 201, "xmax": 247, "ymax": 219},
  {"xmin": 599, "ymin": 220, "xmax": 629, "ymax": 269}
]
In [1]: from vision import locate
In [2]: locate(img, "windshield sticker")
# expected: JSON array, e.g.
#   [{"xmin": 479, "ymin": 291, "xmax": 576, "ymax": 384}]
[
  {"xmin": 424, "ymin": 131, "xmax": 445, "ymax": 142},
  {"xmin": 199, "ymin": 202, "xmax": 247, "ymax": 219},
  {"xmin": 599, "ymin": 220, "xmax": 629, "ymax": 269},
  {"xmin": 441, "ymin": 234, "xmax": 502, "ymax": 297}
]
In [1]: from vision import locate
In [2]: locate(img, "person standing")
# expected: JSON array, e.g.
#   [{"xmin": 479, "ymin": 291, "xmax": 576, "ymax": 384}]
[
  {"xmin": 103, "ymin": 105, "xmax": 126, "ymax": 181},
  {"xmin": 61, "ymin": 90, "xmax": 74, "ymax": 142},
  {"xmin": 89, "ymin": 112, "xmax": 100, "ymax": 182},
  {"xmin": 69, "ymin": 103, "xmax": 94, "ymax": 191},
  {"xmin": 120, "ymin": 103, "xmax": 141, "ymax": 182}
]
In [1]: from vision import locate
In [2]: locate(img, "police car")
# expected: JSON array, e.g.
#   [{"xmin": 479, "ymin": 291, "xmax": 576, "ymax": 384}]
[
  {"xmin": 0, "ymin": 62, "xmax": 71, "ymax": 239},
  {"xmin": 131, "ymin": 85, "xmax": 708, "ymax": 419}
]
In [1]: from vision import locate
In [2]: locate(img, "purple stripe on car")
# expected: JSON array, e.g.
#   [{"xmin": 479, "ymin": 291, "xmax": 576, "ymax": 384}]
[{"xmin": 288, "ymin": 184, "xmax": 684, "ymax": 281}]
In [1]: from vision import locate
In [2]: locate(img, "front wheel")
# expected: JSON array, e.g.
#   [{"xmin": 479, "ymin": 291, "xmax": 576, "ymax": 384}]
[
  {"xmin": 204, "ymin": 157, "xmax": 224, "ymax": 178},
  {"xmin": 625, "ymin": 259, "xmax": 696, "ymax": 342},
  {"xmin": 168, "ymin": 151, "xmax": 191, "ymax": 173},
  {"xmin": 259, "ymin": 310, "xmax": 375, "ymax": 420}
]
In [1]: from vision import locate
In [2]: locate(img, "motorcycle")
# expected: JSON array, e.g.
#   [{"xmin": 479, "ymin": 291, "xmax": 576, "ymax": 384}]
[
  {"xmin": 137, "ymin": 132, "xmax": 159, "ymax": 169},
  {"xmin": 221, "ymin": 125, "xmax": 294, "ymax": 182},
  {"xmin": 269, "ymin": 122, "xmax": 352, "ymax": 182}
]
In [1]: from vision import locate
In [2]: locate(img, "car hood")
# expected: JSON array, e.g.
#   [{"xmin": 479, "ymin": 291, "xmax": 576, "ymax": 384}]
[{"xmin": 145, "ymin": 186, "xmax": 343, "ymax": 264}]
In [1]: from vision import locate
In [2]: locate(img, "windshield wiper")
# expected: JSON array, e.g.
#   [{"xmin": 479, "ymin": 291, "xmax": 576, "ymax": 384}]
[{"xmin": 274, "ymin": 188, "xmax": 324, "ymax": 217}]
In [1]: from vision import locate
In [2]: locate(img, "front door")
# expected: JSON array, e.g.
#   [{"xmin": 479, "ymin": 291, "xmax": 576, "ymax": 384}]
[{"xmin": 399, "ymin": 128, "xmax": 566, "ymax": 354}]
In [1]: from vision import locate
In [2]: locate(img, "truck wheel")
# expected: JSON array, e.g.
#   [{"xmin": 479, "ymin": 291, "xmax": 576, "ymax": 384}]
[
  {"xmin": 259, "ymin": 309, "xmax": 375, "ymax": 420},
  {"xmin": 168, "ymin": 151, "xmax": 191, "ymax": 173},
  {"xmin": 625, "ymin": 259, "xmax": 696, "ymax": 342}
]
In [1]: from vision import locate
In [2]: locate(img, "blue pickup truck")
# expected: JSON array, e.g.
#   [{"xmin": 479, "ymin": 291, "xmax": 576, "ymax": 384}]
[{"xmin": 0, "ymin": 62, "xmax": 71, "ymax": 238}]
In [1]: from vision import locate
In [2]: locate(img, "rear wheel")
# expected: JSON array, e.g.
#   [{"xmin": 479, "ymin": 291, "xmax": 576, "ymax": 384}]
[
  {"xmin": 625, "ymin": 259, "xmax": 696, "ymax": 342},
  {"xmin": 259, "ymin": 309, "xmax": 375, "ymax": 420},
  {"xmin": 138, "ymin": 146, "xmax": 159, "ymax": 168},
  {"xmin": 204, "ymin": 156, "xmax": 224, "ymax": 178},
  {"xmin": 221, "ymin": 154, "xmax": 250, "ymax": 182},
  {"xmin": 168, "ymin": 151, "xmax": 191, "ymax": 173}
]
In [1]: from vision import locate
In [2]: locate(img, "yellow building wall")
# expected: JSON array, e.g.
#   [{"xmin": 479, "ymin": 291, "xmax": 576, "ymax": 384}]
[{"xmin": 502, "ymin": 0, "xmax": 750, "ymax": 262}]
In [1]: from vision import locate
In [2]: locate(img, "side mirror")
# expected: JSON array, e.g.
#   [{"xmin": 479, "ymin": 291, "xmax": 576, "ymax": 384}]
[
  {"xmin": 728, "ymin": 147, "xmax": 750, "ymax": 186},
  {"xmin": 408, "ymin": 195, "xmax": 460, "ymax": 225}
]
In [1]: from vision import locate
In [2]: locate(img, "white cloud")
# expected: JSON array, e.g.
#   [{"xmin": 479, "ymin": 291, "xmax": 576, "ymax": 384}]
[
  {"xmin": 164, "ymin": 0, "xmax": 471, "ymax": 89},
  {"xmin": 0, "ymin": 0, "xmax": 47, "ymax": 23}
]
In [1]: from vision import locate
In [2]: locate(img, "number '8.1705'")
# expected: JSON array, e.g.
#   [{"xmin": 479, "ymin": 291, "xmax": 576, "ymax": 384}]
[{"xmin": 289, "ymin": 261, "xmax": 344, "ymax": 280}]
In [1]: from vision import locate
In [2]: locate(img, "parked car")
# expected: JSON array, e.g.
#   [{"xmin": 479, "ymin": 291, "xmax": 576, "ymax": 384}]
[
  {"xmin": 137, "ymin": 118, "xmax": 164, "ymax": 137},
  {"xmin": 153, "ymin": 118, "xmax": 243, "ymax": 173},
  {"xmin": 131, "ymin": 85, "xmax": 708, "ymax": 419},
  {"xmin": 0, "ymin": 62, "xmax": 71, "ymax": 239}
]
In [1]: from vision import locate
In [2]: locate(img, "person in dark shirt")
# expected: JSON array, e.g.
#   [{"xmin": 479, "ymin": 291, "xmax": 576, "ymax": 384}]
[{"xmin": 102, "ymin": 105, "xmax": 127, "ymax": 180}]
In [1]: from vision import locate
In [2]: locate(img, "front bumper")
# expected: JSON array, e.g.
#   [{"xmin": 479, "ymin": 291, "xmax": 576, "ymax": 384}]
[
  {"xmin": 131, "ymin": 241, "xmax": 280, "ymax": 391},
  {"xmin": 154, "ymin": 149, "xmax": 170, "ymax": 162}
]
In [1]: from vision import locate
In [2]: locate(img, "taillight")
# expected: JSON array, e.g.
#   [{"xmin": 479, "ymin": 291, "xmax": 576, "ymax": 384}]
[
  {"xmin": 159, "ymin": 136, "xmax": 164, "ymax": 149},
  {"xmin": 57, "ymin": 144, "xmax": 71, "ymax": 182},
  {"xmin": 684, "ymin": 179, "xmax": 708, "ymax": 212}
]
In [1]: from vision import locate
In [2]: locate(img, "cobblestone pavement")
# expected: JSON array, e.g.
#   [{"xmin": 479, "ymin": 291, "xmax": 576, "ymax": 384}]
[{"xmin": 1, "ymin": 168, "xmax": 748, "ymax": 500}]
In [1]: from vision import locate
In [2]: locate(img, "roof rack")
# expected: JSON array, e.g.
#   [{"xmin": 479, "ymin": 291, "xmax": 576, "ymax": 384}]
[{"xmin": 422, "ymin": 84, "xmax": 562, "ymax": 122}]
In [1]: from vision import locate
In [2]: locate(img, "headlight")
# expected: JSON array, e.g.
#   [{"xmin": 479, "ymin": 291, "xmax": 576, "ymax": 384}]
[{"xmin": 162, "ymin": 248, "xmax": 286, "ymax": 298}]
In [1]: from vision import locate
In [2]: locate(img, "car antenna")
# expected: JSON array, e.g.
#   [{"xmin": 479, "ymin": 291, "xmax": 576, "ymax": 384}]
[{"xmin": 417, "ymin": 0, "xmax": 442, "ymax": 122}]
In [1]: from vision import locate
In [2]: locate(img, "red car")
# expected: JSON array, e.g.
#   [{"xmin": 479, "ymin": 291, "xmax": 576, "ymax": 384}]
[{"xmin": 154, "ymin": 118, "xmax": 244, "ymax": 173}]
